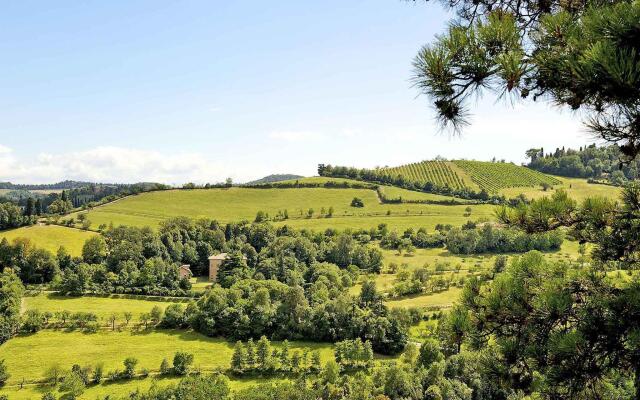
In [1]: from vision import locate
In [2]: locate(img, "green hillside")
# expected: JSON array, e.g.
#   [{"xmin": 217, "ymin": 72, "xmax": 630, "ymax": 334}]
[
  {"xmin": 453, "ymin": 160, "xmax": 562, "ymax": 192},
  {"xmin": 76, "ymin": 186, "xmax": 496, "ymax": 231},
  {"xmin": 382, "ymin": 161, "xmax": 473, "ymax": 190}
]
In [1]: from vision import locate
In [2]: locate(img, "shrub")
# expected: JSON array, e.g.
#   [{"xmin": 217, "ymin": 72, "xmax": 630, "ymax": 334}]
[
  {"xmin": 173, "ymin": 351, "xmax": 194, "ymax": 375},
  {"xmin": 350, "ymin": 197, "xmax": 364, "ymax": 207},
  {"xmin": 123, "ymin": 357, "xmax": 138, "ymax": 379}
]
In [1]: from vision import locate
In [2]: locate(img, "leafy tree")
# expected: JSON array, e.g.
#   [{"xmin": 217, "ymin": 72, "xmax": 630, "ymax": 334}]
[
  {"xmin": 231, "ymin": 341, "xmax": 247, "ymax": 373},
  {"xmin": 82, "ymin": 236, "xmax": 107, "ymax": 264},
  {"xmin": 160, "ymin": 358, "xmax": 171, "ymax": 375},
  {"xmin": 59, "ymin": 371, "xmax": 85, "ymax": 399},
  {"xmin": 173, "ymin": 351, "xmax": 194, "ymax": 375},
  {"xmin": 0, "ymin": 360, "xmax": 9, "ymax": 386},
  {"xmin": 123, "ymin": 357, "xmax": 138, "ymax": 379},
  {"xmin": 150, "ymin": 305, "xmax": 163, "ymax": 325}
]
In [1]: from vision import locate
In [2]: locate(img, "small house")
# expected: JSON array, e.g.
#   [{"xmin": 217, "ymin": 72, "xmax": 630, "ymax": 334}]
[
  {"xmin": 208, "ymin": 253, "xmax": 247, "ymax": 282},
  {"xmin": 178, "ymin": 265, "xmax": 192, "ymax": 279}
]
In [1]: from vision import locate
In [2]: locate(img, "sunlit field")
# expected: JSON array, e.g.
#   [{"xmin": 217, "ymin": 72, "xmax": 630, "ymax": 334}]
[
  {"xmin": 77, "ymin": 187, "xmax": 497, "ymax": 231},
  {"xmin": 0, "ymin": 224, "xmax": 98, "ymax": 255}
]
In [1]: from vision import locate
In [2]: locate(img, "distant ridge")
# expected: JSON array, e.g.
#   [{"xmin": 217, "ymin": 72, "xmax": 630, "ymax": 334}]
[
  {"xmin": 244, "ymin": 174, "xmax": 304, "ymax": 185},
  {"xmin": 0, "ymin": 180, "xmax": 95, "ymax": 190}
]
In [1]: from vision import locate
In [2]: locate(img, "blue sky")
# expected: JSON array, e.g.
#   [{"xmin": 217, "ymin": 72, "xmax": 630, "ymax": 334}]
[{"xmin": 0, "ymin": 1, "xmax": 589, "ymax": 184}]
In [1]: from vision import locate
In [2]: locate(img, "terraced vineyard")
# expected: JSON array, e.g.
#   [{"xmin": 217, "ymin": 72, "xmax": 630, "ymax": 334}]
[
  {"xmin": 453, "ymin": 160, "xmax": 562, "ymax": 192},
  {"xmin": 383, "ymin": 161, "xmax": 471, "ymax": 190}
]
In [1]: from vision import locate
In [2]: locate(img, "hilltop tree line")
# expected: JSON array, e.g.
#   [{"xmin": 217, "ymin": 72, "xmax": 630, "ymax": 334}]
[{"xmin": 526, "ymin": 144, "xmax": 640, "ymax": 185}]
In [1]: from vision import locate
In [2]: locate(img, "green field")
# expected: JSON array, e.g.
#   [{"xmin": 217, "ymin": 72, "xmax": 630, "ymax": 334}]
[
  {"xmin": 0, "ymin": 225, "xmax": 98, "ymax": 255},
  {"xmin": 0, "ymin": 375, "xmax": 281, "ymax": 400},
  {"xmin": 382, "ymin": 161, "xmax": 474, "ymax": 190},
  {"xmin": 377, "ymin": 185, "xmax": 475, "ymax": 204},
  {"xmin": 0, "ymin": 330, "xmax": 335, "ymax": 386},
  {"xmin": 76, "ymin": 187, "xmax": 496, "ymax": 231},
  {"xmin": 23, "ymin": 293, "xmax": 186, "ymax": 319},
  {"xmin": 500, "ymin": 176, "xmax": 622, "ymax": 201},
  {"xmin": 453, "ymin": 160, "xmax": 561, "ymax": 192}
]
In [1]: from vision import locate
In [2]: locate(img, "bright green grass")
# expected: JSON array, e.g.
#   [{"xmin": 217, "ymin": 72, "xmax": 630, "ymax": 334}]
[
  {"xmin": 1, "ymin": 371, "xmax": 286, "ymax": 400},
  {"xmin": 78, "ymin": 187, "xmax": 497, "ymax": 231},
  {"xmin": 453, "ymin": 160, "xmax": 561, "ymax": 192},
  {"xmin": 0, "ymin": 225, "xmax": 98, "ymax": 255},
  {"xmin": 23, "ymin": 293, "xmax": 185, "ymax": 319},
  {"xmin": 386, "ymin": 287, "xmax": 463, "ymax": 309},
  {"xmin": 0, "ymin": 330, "xmax": 335, "ymax": 386},
  {"xmin": 377, "ymin": 185, "xmax": 475, "ymax": 204},
  {"xmin": 500, "ymin": 175, "xmax": 622, "ymax": 202}
]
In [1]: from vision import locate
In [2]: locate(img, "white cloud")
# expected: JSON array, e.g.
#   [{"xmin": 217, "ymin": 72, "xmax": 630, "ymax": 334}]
[
  {"xmin": 0, "ymin": 145, "xmax": 237, "ymax": 185},
  {"xmin": 268, "ymin": 130, "xmax": 324, "ymax": 142}
]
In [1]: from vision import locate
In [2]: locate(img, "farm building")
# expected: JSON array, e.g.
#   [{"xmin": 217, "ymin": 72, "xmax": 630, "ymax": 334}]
[
  {"xmin": 178, "ymin": 265, "xmax": 192, "ymax": 279},
  {"xmin": 208, "ymin": 253, "xmax": 247, "ymax": 282}
]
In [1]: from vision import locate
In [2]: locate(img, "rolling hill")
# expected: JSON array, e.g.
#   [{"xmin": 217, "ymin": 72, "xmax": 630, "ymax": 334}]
[{"xmin": 321, "ymin": 159, "xmax": 562, "ymax": 194}]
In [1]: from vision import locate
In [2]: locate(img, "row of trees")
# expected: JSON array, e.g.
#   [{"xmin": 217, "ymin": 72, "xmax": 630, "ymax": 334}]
[
  {"xmin": 230, "ymin": 337, "xmax": 322, "ymax": 375},
  {"xmin": 40, "ymin": 351, "xmax": 194, "ymax": 399},
  {"xmin": 0, "ymin": 202, "xmax": 36, "ymax": 230},
  {"xmin": 445, "ymin": 224, "xmax": 564, "ymax": 254}
]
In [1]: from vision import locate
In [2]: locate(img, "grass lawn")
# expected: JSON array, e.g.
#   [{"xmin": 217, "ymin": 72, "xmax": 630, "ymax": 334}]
[
  {"xmin": 0, "ymin": 373, "xmax": 288, "ymax": 400},
  {"xmin": 0, "ymin": 225, "xmax": 98, "ymax": 255},
  {"xmin": 500, "ymin": 176, "xmax": 622, "ymax": 202},
  {"xmin": 77, "ymin": 187, "xmax": 497, "ymax": 231},
  {"xmin": 386, "ymin": 287, "xmax": 463, "ymax": 308},
  {"xmin": 0, "ymin": 330, "xmax": 336, "ymax": 386},
  {"xmin": 23, "ymin": 293, "xmax": 186, "ymax": 319},
  {"xmin": 377, "ymin": 186, "xmax": 475, "ymax": 204}
]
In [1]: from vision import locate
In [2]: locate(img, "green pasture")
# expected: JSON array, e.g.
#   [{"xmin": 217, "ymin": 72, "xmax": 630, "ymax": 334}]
[
  {"xmin": 23, "ymin": 293, "xmax": 186, "ymax": 319},
  {"xmin": 0, "ymin": 225, "xmax": 98, "ymax": 255},
  {"xmin": 0, "ymin": 369, "xmax": 287, "ymax": 400},
  {"xmin": 0, "ymin": 330, "xmax": 335, "ymax": 386},
  {"xmin": 77, "ymin": 187, "xmax": 497, "ymax": 231},
  {"xmin": 500, "ymin": 176, "xmax": 622, "ymax": 202}
]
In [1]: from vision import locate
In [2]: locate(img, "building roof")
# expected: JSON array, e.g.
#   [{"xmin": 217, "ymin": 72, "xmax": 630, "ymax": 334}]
[{"xmin": 208, "ymin": 252, "xmax": 247, "ymax": 260}]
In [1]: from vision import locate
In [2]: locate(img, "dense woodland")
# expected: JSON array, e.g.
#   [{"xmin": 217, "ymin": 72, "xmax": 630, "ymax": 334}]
[{"xmin": 526, "ymin": 144, "xmax": 640, "ymax": 184}]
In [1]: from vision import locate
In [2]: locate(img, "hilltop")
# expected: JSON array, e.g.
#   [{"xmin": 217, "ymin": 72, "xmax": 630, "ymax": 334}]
[{"xmin": 244, "ymin": 174, "xmax": 304, "ymax": 185}]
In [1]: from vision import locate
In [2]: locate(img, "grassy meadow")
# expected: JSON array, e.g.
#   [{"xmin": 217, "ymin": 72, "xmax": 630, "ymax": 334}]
[
  {"xmin": 23, "ymin": 293, "xmax": 187, "ymax": 319},
  {"xmin": 500, "ymin": 175, "xmax": 622, "ymax": 201},
  {"xmin": 0, "ymin": 225, "xmax": 98, "ymax": 255},
  {"xmin": 76, "ymin": 187, "xmax": 497, "ymax": 231}
]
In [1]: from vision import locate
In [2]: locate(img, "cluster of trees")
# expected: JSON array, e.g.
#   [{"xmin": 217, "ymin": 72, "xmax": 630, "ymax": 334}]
[
  {"xmin": 0, "ymin": 202, "xmax": 36, "ymax": 230},
  {"xmin": 527, "ymin": 144, "xmax": 640, "ymax": 185},
  {"xmin": 20, "ymin": 304, "xmax": 167, "ymax": 333},
  {"xmin": 380, "ymin": 227, "xmax": 445, "ymax": 252},
  {"xmin": 318, "ymin": 164, "xmax": 502, "ymax": 202},
  {"xmin": 230, "ymin": 337, "xmax": 322, "ymax": 375},
  {"xmin": 334, "ymin": 338, "xmax": 374, "ymax": 370},
  {"xmin": 444, "ymin": 224, "xmax": 564, "ymax": 255},
  {"xmin": 0, "ymin": 270, "xmax": 23, "ymax": 345},
  {"xmin": 188, "ymin": 279, "xmax": 407, "ymax": 355},
  {"xmin": 51, "ymin": 218, "xmax": 384, "ymax": 295},
  {"xmin": 390, "ymin": 267, "xmax": 469, "ymax": 298}
]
